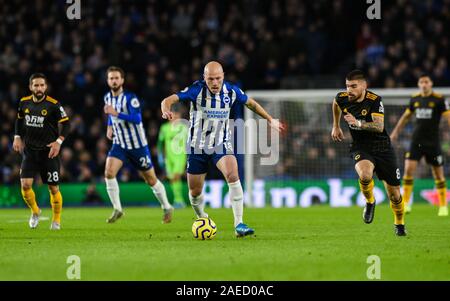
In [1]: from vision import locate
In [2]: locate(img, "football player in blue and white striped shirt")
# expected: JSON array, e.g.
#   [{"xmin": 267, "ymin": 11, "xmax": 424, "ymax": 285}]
[
  {"xmin": 103, "ymin": 66, "xmax": 173, "ymax": 224},
  {"xmin": 161, "ymin": 61, "xmax": 284, "ymax": 237}
]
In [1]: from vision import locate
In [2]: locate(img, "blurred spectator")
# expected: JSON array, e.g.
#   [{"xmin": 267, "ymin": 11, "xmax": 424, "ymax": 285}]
[{"xmin": 82, "ymin": 183, "xmax": 104, "ymax": 206}]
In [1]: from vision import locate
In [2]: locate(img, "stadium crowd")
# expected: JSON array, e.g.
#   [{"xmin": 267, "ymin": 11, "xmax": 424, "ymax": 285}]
[{"xmin": 1, "ymin": 0, "xmax": 450, "ymax": 184}]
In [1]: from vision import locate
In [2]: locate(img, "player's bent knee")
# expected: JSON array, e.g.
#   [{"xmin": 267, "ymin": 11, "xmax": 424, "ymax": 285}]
[
  {"xmin": 189, "ymin": 189, "xmax": 202, "ymax": 198},
  {"xmin": 434, "ymin": 175, "xmax": 445, "ymax": 182},
  {"xmin": 388, "ymin": 190, "xmax": 402, "ymax": 203},
  {"xmin": 359, "ymin": 173, "xmax": 373, "ymax": 183},
  {"xmin": 404, "ymin": 163, "xmax": 416, "ymax": 176},
  {"xmin": 404, "ymin": 169, "xmax": 415, "ymax": 177},
  {"xmin": 104, "ymin": 169, "xmax": 116, "ymax": 179},
  {"xmin": 141, "ymin": 171, "xmax": 157, "ymax": 186},
  {"xmin": 431, "ymin": 168, "xmax": 445, "ymax": 181},
  {"xmin": 21, "ymin": 182, "xmax": 32, "ymax": 191},
  {"xmin": 48, "ymin": 185, "xmax": 59, "ymax": 194},
  {"xmin": 404, "ymin": 172, "xmax": 414, "ymax": 179},
  {"xmin": 389, "ymin": 195, "xmax": 402, "ymax": 204},
  {"xmin": 224, "ymin": 173, "xmax": 239, "ymax": 184},
  {"xmin": 146, "ymin": 177, "xmax": 157, "ymax": 187}
]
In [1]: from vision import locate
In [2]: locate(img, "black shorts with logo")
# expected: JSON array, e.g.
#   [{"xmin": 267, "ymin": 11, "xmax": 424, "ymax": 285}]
[
  {"xmin": 20, "ymin": 147, "xmax": 61, "ymax": 185},
  {"xmin": 405, "ymin": 142, "xmax": 443, "ymax": 166},
  {"xmin": 350, "ymin": 142, "xmax": 401, "ymax": 186}
]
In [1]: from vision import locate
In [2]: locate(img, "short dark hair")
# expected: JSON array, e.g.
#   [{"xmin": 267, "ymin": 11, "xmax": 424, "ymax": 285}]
[
  {"xmin": 346, "ymin": 70, "xmax": 366, "ymax": 81},
  {"xmin": 418, "ymin": 73, "xmax": 432, "ymax": 81},
  {"xmin": 29, "ymin": 73, "xmax": 47, "ymax": 85},
  {"xmin": 106, "ymin": 66, "xmax": 125, "ymax": 78}
]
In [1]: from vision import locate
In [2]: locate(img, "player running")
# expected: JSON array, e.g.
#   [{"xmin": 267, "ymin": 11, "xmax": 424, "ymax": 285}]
[
  {"xmin": 157, "ymin": 105, "xmax": 189, "ymax": 208},
  {"xmin": 331, "ymin": 70, "xmax": 407, "ymax": 236},
  {"xmin": 161, "ymin": 61, "xmax": 284, "ymax": 237},
  {"xmin": 390, "ymin": 74, "xmax": 449, "ymax": 216},
  {"xmin": 13, "ymin": 73, "xmax": 70, "ymax": 230},
  {"xmin": 103, "ymin": 66, "xmax": 173, "ymax": 224}
]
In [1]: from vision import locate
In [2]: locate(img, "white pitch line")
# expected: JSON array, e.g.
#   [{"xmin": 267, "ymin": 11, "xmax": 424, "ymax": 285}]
[{"xmin": 6, "ymin": 216, "xmax": 50, "ymax": 223}]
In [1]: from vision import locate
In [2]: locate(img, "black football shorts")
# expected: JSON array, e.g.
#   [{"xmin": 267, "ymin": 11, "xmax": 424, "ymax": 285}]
[
  {"xmin": 405, "ymin": 142, "xmax": 443, "ymax": 166},
  {"xmin": 351, "ymin": 147, "xmax": 401, "ymax": 186},
  {"xmin": 20, "ymin": 147, "xmax": 61, "ymax": 185}
]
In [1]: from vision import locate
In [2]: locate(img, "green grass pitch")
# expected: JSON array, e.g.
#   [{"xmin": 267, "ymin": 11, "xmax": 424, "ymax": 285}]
[{"xmin": 0, "ymin": 204, "xmax": 449, "ymax": 280}]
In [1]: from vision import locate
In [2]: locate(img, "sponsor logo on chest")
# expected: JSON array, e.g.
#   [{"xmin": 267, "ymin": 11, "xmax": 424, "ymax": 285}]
[
  {"xmin": 415, "ymin": 108, "xmax": 433, "ymax": 119},
  {"xmin": 25, "ymin": 115, "xmax": 45, "ymax": 128},
  {"xmin": 204, "ymin": 109, "xmax": 229, "ymax": 119}
]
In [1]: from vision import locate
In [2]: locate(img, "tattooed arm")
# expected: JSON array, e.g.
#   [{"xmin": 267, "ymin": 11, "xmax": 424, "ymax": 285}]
[
  {"xmin": 360, "ymin": 114, "xmax": 384, "ymax": 132},
  {"xmin": 343, "ymin": 113, "xmax": 384, "ymax": 133}
]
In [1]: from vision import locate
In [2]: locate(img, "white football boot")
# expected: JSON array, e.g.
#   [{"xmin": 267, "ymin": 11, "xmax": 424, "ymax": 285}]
[
  {"xmin": 50, "ymin": 221, "xmax": 61, "ymax": 230},
  {"xmin": 29, "ymin": 209, "xmax": 41, "ymax": 229}
]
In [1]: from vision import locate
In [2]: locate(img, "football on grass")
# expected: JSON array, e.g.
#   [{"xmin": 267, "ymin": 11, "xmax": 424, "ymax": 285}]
[{"xmin": 192, "ymin": 217, "xmax": 217, "ymax": 240}]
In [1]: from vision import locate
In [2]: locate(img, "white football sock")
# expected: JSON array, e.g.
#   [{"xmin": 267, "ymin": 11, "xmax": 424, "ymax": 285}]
[
  {"xmin": 105, "ymin": 178, "xmax": 122, "ymax": 211},
  {"xmin": 151, "ymin": 180, "xmax": 172, "ymax": 210},
  {"xmin": 189, "ymin": 193, "xmax": 208, "ymax": 218},
  {"xmin": 228, "ymin": 180, "xmax": 244, "ymax": 227}
]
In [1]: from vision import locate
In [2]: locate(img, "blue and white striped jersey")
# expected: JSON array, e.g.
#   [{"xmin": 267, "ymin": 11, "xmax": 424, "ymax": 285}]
[
  {"xmin": 176, "ymin": 80, "xmax": 248, "ymax": 151},
  {"xmin": 104, "ymin": 90, "xmax": 148, "ymax": 150}
]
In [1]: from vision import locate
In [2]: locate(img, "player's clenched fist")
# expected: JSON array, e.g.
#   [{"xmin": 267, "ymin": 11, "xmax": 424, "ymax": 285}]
[
  {"xmin": 104, "ymin": 105, "xmax": 118, "ymax": 116},
  {"xmin": 331, "ymin": 127, "xmax": 344, "ymax": 142},
  {"xmin": 268, "ymin": 119, "xmax": 285, "ymax": 132},
  {"xmin": 13, "ymin": 136, "xmax": 24, "ymax": 153},
  {"xmin": 162, "ymin": 110, "xmax": 174, "ymax": 120},
  {"xmin": 343, "ymin": 112, "xmax": 358, "ymax": 127}
]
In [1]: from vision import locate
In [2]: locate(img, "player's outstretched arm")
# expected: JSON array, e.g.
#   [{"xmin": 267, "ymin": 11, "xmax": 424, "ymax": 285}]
[
  {"xmin": 245, "ymin": 98, "xmax": 285, "ymax": 132},
  {"xmin": 161, "ymin": 94, "xmax": 179, "ymax": 120},
  {"xmin": 331, "ymin": 98, "xmax": 344, "ymax": 142},
  {"xmin": 390, "ymin": 109, "xmax": 413, "ymax": 141}
]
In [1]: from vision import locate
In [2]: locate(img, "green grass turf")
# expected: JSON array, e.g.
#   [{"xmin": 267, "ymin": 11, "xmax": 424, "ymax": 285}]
[{"xmin": 0, "ymin": 204, "xmax": 449, "ymax": 281}]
